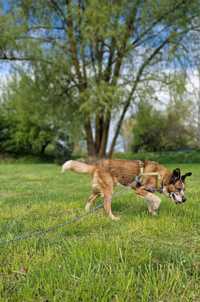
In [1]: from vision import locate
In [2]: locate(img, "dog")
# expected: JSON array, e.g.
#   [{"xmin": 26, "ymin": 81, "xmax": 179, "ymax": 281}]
[{"xmin": 62, "ymin": 159, "xmax": 192, "ymax": 220}]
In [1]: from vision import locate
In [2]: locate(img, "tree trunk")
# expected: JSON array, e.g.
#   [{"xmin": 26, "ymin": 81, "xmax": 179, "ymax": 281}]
[
  {"xmin": 40, "ymin": 141, "xmax": 50, "ymax": 155},
  {"xmin": 98, "ymin": 112, "xmax": 110, "ymax": 158},
  {"xmin": 197, "ymin": 74, "xmax": 200, "ymax": 147},
  {"xmin": 95, "ymin": 113, "xmax": 104, "ymax": 153},
  {"xmin": 84, "ymin": 113, "xmax": 110, "ymax": 159},
  {"xmin": 84, "ymin": 120, "xmax": 96, "ymax": 157}
]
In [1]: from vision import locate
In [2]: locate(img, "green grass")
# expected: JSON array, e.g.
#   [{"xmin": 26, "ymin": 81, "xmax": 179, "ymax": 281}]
[{"xmin": 0, "ymin": 163, "xmax": 200, "ymax": 302}]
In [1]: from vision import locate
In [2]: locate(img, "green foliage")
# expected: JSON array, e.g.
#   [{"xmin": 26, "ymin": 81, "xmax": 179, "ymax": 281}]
[
  {"xmin": 0, "ymin": 163, "xmax": 199, "ymax": 301},
  {"xmin": 0, "ymin": 66, "xmax": 74, "ymax": 161},
  {"xmin": 132, "ymin": 101, "xmax": 165, "ymax": 152},
  {"xmin": 0, "ymin": 106, "xmax": 10, "ymax": 147},
  {"xmin": 80, "ymin": 81, "xmax": 124, "ymax": 115},
  {"xmin": 132, "ymin": 99, "xmax": 195, "ymax": 152},
  {"xmin": 114, "ymin": 150, "xmax": 200, "ymax": 164}
]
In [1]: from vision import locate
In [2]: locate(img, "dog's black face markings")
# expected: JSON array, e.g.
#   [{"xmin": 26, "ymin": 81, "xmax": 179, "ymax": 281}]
[{"xmin": 167, "ymin": 169, "xmax": 192, "ymax": 204}]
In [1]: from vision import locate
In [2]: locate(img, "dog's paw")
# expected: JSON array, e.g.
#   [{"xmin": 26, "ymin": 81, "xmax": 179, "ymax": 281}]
[
  {"xmin": 148, "ymin": 210, "xmax": 158, "ymax": 216},
  {"xmin": 110, "ymin": 215, "xmax": 120, "ymax": 221},
  {"xmin": 85, "ymin": 203, "xmax": 91, "ymax": 212}
]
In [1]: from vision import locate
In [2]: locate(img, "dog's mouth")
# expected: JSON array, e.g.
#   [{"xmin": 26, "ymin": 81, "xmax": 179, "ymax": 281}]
[{"xmin": 170, "ymin": 192, "xmax": 186, "ymax": 204}]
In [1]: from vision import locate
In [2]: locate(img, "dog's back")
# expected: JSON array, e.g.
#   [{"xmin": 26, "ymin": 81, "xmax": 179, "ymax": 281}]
[
  {"xmin": 96, "ymin": 159, "xmax": 140, "ymax": 186},
  {"xmin": 62, "ymin": 159, "xmax": 165, "ymax": 186}
]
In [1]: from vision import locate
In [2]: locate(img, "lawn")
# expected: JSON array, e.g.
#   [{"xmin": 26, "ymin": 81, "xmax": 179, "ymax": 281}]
[{"xmin": 0, "ymin": 163, "xmax": 200, "ymax": 302}]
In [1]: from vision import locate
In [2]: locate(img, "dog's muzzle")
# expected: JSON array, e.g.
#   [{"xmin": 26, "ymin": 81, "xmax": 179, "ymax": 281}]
[{"xmin": 170, "ymin": 192, "xmax": 186, "ymax": 204}]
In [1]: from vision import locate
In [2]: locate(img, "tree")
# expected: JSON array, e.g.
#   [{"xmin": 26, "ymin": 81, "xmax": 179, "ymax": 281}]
[
  {"xmin": 132, "ymin": 98, "xmax": 195, "ymax": 151},
  {"xmin": 1, "ymin": 0, "xmax": 200, "ymax": 157},
  {"xmin": 120, "ymin": 118, "xmax": 135, "ymax": 152},
  {"xmin": 132, "ymin": 101, "xmax": 165, "ymax": 152},
  {"xmin": 0, "ymin": 105, "xmax": 10, "ymax": 149},
  {"xmin": 0, "ymin": 66, "xmax": 73, "ymax": 161}
]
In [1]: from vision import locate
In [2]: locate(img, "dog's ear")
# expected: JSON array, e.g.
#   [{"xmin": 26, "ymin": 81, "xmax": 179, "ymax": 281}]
[
  {"xmin": 181, "ymin": 172, "xmax": 192, "ymax": 182},
  {"xmin": 173, "ymin": 168, "xmax": 181, "ymax": 179},
  {"xmin": 170, "ymin": 168, "xmax": 181, "ymax": 183}
]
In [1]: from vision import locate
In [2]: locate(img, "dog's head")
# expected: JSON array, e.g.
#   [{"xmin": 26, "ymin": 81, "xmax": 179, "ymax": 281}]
[{"xmin": 163, "ymin": 168, "xmax": 192, "ymax": 204}]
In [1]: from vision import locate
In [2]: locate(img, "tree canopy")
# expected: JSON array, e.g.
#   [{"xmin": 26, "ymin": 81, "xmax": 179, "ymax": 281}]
[{"xmin": 1, "ymin": 0, "xmax": 200, "ymax": 157}]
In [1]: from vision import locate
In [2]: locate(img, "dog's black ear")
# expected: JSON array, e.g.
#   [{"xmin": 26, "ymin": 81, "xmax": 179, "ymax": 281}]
[
  {"xmin": 173, "ymin": 168, "xmax": 181, "ymax": 179},
  {"xmin": 170, "ymin": 168, "xmax": 181, "ymax": 183},
  {"xmin": 181, "ymin": 172, "xmax": 192, "ymax": 182}
]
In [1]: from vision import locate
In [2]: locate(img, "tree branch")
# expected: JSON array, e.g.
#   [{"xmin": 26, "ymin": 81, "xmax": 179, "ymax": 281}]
[
  {"xmin": 111, "ymin": 2, "xmax": 140, "ymax": 85},
  {"xmin": 89, "ymin": 44, "xmax": 98, "ymax": 81},
  {"xmin": 48, "ymin": 0, "xmax": 67, "ymax": 24},
  {"xmin": 77, "ymin": 1, "xmax": 88, "ymax": 85},
  {"xmin": 27, "ymin": 25, "xmax": 65, "ymax": 32},
  {"xmin": 66, "ymin": 0, "xmax": 83, "ymax": 86},
  {"xmin": 103, "ymin": 38, "xmax": 116, "ymax": 82},
  {"xmin": 108, "ymin": 37, "xmax": 170, "ymax": 157},
  {"xmin": 132, "ymin": 0, "xmax": 187, "ymax": 48},
  {"xmin": 0, "ymin": 52, "xmax": 52, "ymax": 64},
  {"xmin": 96, "ymin": 40, "xmax": 104, "ymax": 81}
]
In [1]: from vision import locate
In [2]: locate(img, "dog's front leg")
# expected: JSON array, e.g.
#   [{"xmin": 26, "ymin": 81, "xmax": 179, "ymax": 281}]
[
  {"xmin": 135, "ymin": 187, "xmax": 161, "ymax": 215},
  {"xmin": 103, "ymin": 193, "xmax": 120, "ymax": 221}
]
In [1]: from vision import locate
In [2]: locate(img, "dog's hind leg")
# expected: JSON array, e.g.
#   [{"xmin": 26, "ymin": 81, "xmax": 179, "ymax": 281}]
[
  {"xmin": 135, "ymin": 187, "xmax": 161, "ymax": 216},
  {"xmin": 85, "ymin": 193, "xmax": 100, "ymax": 212},
  {"xmin": 92, "ymin": 169, "xmax": 119, "ymax": 220}
]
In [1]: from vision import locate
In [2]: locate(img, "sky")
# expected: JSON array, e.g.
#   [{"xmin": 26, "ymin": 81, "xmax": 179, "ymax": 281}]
[{"xmin": 0, "ymin": 63, "xmax": 12, "ymax": 94}]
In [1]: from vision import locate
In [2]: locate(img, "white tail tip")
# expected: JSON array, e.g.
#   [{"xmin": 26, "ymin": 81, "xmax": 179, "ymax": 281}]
[{"xmin": 61, "ymin": 160, "xmax": 73, "ymax": 173}]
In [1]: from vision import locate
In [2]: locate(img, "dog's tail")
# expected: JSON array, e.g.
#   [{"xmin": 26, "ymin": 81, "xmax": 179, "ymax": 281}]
[{"xmin": 62, "ymin": 160, "xmax": 95, "ymax": 175}]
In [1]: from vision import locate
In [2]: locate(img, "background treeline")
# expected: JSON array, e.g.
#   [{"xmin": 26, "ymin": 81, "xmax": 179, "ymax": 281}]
[
  {"xmin": 0, "ymin": 68, "xmax": 199, "ymax": 162},
  {"xmin": 122, "ymin": 98, "xmax": 196, "ymax": 153},
  {"xmin": 1, "ymin": 0, "xmax": 200, "ymax": 161}
]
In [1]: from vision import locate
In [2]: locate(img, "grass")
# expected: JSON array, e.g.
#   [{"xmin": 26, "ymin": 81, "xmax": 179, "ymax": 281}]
[{"xmin": 0, "ymin": 163, "xmax": 200, "ymax": 301}]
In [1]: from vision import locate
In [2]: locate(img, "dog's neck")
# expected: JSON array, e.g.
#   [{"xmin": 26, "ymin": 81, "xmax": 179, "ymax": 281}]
[{"xmin": 162, "ymin": 172, "xmax": 173, "ymax": 186}]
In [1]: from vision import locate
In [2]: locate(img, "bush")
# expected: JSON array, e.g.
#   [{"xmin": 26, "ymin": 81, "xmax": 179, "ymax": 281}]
[
  {"xmin": 114, "ymin": 150, "xmax": 200, "ymax": 164},
  {"xmin": 0, "ymin": 71, "xmax": 73, "ymax": 161},
  {"xmin": 132, "ymin": 100, "xmax": 195, "ymax": 152}
]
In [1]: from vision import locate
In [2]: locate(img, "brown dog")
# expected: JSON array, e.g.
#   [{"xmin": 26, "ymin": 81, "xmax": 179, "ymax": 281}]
[{"xmin": 62, "ymin": 159, "xmax": 192, "ymax": 220}]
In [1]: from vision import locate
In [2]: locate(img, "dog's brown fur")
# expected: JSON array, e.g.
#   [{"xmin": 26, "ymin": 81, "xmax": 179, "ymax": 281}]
[{"xmin": 62, "ymin": 159, "xmax": 191, "ymax": 220}]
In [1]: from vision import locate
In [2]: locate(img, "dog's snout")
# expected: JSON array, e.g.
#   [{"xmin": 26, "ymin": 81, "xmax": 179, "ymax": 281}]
[{"xmin": 182, "ymin": 197, "xmax": 186, "ymax": 203}]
